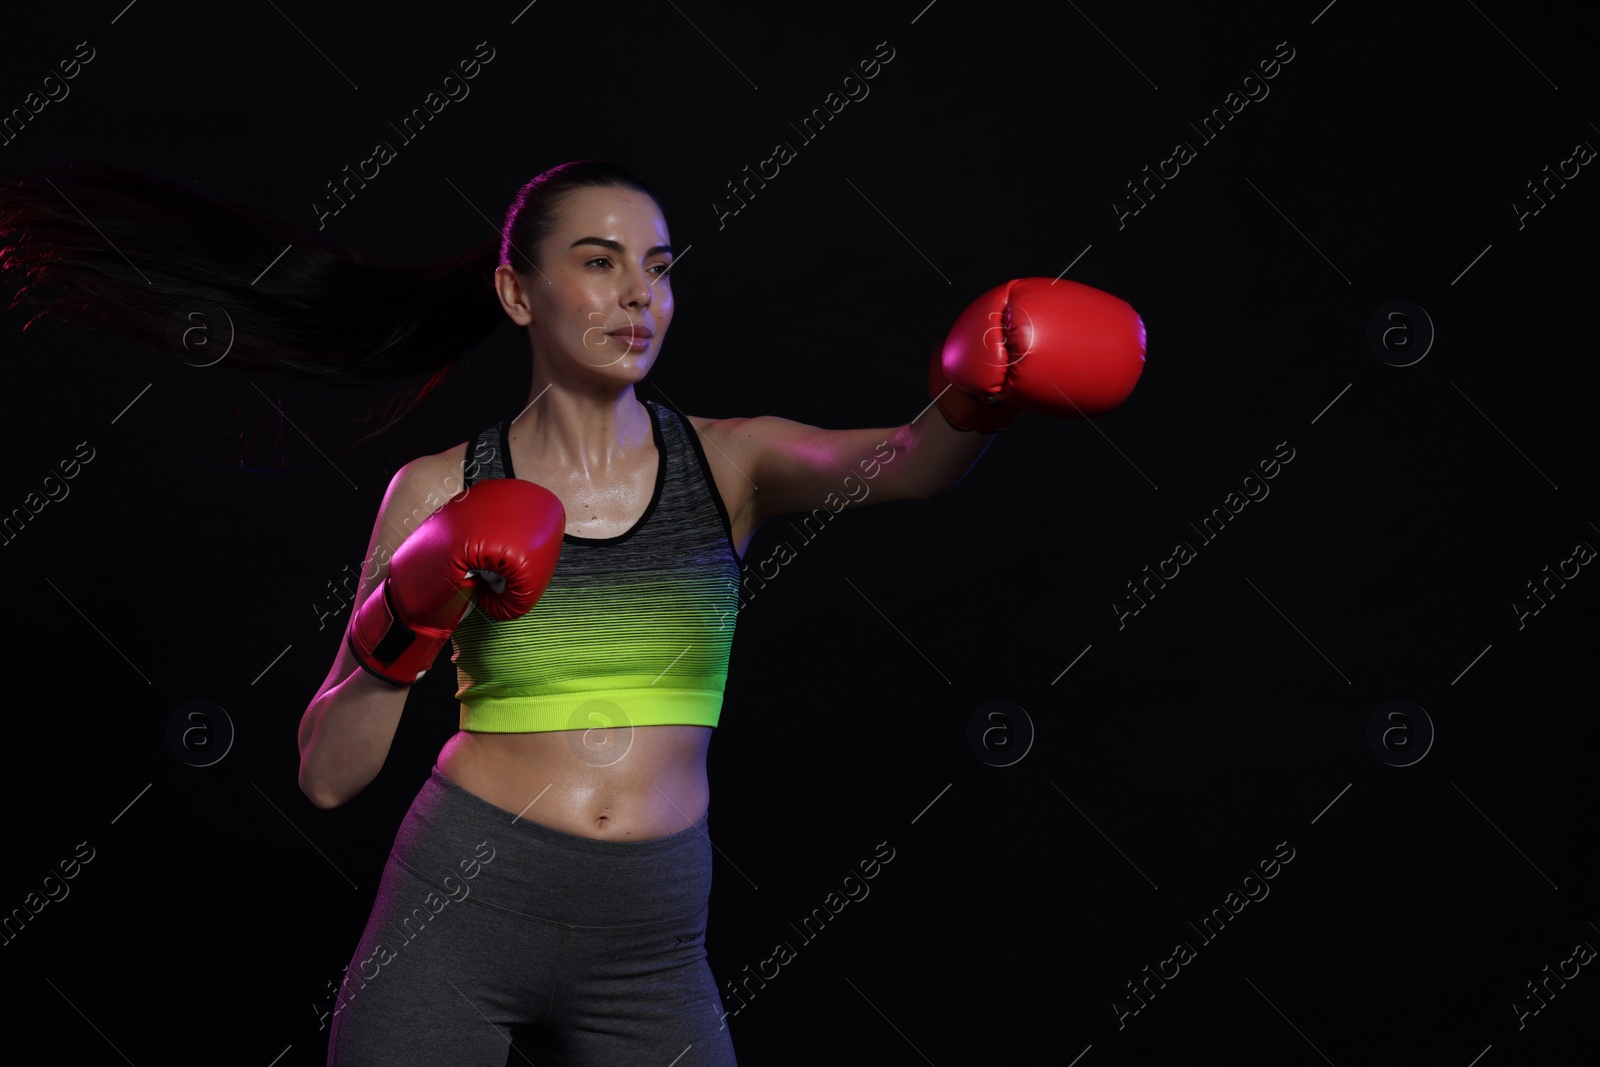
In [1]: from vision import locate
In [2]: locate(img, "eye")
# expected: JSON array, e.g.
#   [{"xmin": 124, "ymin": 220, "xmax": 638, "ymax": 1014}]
[
  {"xmin": 648, "ymin": 261, "xmax": 672, "ymax": 276},
  {"xmin": 584, "ymin": 256, "xmax": 612, "ymax": 270}
]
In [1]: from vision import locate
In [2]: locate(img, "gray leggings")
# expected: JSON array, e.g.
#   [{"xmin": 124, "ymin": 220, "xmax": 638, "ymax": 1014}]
[{"xmin": 326, "ymin": 767, "xmax": 738, "ymax": 1066}]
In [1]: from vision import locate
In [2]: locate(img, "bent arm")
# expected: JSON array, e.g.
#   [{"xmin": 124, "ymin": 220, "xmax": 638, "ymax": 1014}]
[
  {"xmin": 297, "ymin": 665, "xmax": 409, "ymax": 809},
  {"xmin": 297, "ymin": 453, "xmax": 463, "ymax": 808}
]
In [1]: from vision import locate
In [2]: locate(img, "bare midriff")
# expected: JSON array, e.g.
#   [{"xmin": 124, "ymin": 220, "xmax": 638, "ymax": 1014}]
[{"xmin": 435, "ymin": 724, "xmax": 712, "ymax": 841}]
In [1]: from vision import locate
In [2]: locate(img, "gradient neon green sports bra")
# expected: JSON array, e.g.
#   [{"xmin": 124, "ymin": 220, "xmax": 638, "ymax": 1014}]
[{"xmin": 449, "ymin": 401, "xmax": 742, "ymax": 732}]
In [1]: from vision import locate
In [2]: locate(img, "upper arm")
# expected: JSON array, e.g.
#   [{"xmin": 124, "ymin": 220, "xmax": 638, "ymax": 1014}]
[
  {"xmin": 310, "ymin": 447, "xmax": 469, "ymax": 701},
  {"xmin": 715, "ymin": 416, "xmax": 921, "ymax": 527}
]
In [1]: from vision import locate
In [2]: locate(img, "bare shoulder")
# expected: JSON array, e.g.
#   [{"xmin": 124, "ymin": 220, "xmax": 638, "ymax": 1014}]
[
  {"xmin": 682, "ymin": 414, "xmax": 765, "ymax": 532},
  {"xmin": 311, "ymin": 439, "xmax": 474, "ymax": 699},
  {"xmin": 681, "ymin": 411, "xmax": 852, "ymax": 470},
  {"xmin": 396, "ymin": 440, "xmax": 473, "ymax": 503},
  {"xmin": 359, "ymin": 441, "xmax": 480, "ymax": 559},
  {"xmin": 685, "ymin": 412, "xmax": 761, "ymax": 452},
  {"xmin": 686, "ymin": 412, "xmax": 778, "ymax": 474}
]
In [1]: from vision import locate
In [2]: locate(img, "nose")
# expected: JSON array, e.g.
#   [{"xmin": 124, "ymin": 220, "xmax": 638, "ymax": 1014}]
[{"xmin": 624, "ymin": 264, "xmax": 652, "ymax": 309}]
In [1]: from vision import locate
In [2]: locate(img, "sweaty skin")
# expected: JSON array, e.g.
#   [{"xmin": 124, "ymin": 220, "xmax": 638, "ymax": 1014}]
[{"xmin": 435, "ymin": 411, "xmax": 759, "ymax": 841}]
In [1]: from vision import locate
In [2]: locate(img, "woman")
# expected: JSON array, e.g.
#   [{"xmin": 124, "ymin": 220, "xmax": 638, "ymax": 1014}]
[{"xmin": 0, "ymin": 159, "xmax": 1143, "ymax": 1065}]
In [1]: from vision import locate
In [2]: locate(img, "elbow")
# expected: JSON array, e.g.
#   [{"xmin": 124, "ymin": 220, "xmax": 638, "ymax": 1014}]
[
  {"xmin": 298, "ymin": 775, "xmax": 338, "ymax": 810},
  {"xmin": 298, "ymin": 762, "xmax": 352, "ymax": 810},
  {"xmin": 307, "ymin": 788, "xmax": 347, "ymax": 811}
]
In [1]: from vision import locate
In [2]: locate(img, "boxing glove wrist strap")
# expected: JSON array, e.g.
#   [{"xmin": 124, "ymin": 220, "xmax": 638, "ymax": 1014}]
[
  {"xmin": 927, "ymin": 350, "xmax": 1018, "ymax": 434},
  {"xmin": 345, "ymin": 579, "xmax": 457, "ymax": 687},
  {"xmin": 932, "ymin": 396, "xmax": 1009, "ymax": 435}
]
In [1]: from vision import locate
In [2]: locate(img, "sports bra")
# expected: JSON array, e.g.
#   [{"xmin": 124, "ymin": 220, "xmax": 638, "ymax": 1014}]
[{"xmin": 449, "ymin": 400, "xmax": 742, "ymax": 733}]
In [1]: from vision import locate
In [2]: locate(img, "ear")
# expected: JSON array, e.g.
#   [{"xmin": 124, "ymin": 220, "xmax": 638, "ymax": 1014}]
[{"xmin": 493, "ymin": 264, "xmax": 535, "ymax": 327}]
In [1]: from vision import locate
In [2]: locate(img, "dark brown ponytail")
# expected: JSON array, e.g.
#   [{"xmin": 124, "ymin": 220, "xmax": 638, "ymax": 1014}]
[{"xmin": 0, "ymin": 158, "xmax": 660, "ymax": 442}]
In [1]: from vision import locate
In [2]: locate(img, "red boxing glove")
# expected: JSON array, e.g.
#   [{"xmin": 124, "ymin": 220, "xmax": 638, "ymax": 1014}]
[
  {"xmin": 347, "ymin": 478, "xmax": 565, "ymax": 686},
  {"xmin": 929, "ymin": 278, "xmax": 1146, "ymax": 432}
]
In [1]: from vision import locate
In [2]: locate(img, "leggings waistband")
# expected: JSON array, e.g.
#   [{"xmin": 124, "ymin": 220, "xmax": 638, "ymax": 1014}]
[{"xmin": 385, "ymin": 767, "xmax": 713, "ymax": 930}]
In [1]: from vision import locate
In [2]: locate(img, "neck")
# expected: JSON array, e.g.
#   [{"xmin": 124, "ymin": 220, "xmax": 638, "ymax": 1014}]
[{"xmin": 511, "ymin": 377, "xmax": 651, "ymax": 476}]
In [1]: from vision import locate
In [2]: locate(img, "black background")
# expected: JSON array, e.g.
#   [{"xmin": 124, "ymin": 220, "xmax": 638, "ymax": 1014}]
[{"xmin": 2, "ymin": 1, "xmax": 1597, "ymax": 1064}]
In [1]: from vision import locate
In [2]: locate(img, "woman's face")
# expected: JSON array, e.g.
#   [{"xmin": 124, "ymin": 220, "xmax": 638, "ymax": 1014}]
[{"xmin": 519, "ymin": 185, "xmax": 675, "ymax": 382}]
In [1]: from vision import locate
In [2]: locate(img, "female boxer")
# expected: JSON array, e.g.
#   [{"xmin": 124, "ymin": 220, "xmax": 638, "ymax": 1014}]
[{"xmin": 0, "ymin": 159, "xmax": 1143, "ymax": 1065}]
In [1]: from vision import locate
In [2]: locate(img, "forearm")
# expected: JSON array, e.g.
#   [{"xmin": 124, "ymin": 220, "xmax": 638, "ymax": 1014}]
[
  {"xmin": 895, "ymin": 404, "xmax": 999, "ymax": 498},
  {"xmin": 297, "ymin": 667, "xmax": 410, "ymax": 808}
]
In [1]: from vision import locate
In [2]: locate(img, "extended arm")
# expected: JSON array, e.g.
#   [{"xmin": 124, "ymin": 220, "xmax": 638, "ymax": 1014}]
[{"xmin": 704, "ymin": 276, "xmax": 1146, "ymax": 528}]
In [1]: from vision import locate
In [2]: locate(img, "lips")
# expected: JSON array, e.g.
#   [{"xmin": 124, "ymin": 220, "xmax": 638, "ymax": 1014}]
[{"xmin": 606, "ymin": 326, "xmax": 653, "ymax": 351}]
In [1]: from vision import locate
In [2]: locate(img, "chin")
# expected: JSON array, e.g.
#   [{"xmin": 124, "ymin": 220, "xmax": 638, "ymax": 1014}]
[{"xmin": 583, "ymin": 357, "xmax": 653, "ymax": 385}]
